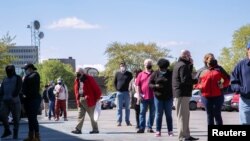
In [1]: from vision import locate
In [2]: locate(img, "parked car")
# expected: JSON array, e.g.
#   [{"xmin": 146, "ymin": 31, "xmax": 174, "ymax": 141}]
[
  {"xmin": 221, "ymin": 86, "xmax": 235, "ymax": 111},
  {"xmin": 221, "ymin": 93, "xmax": 234, "ymax": 111},
  {"xmin": 173, "ymin": 89, "xmax": 201, "ymax": 110},
  {"xmin": 231, "ymin": 93, "xmax": 239, "ymax": 111},
  {"xmin": 197, "ymin": 86, "xmax": 235, "ymax": 112},
  {"xmin": 197, "ymin": 98, "xmax": 205, "ymax": 110},
  {"xmin": 189, "ymin": 89, "xmax": 201, "ymax": 110},
  {"xmin": 100, "ymin": 92, "xmax": 117, "ymax": 110}
]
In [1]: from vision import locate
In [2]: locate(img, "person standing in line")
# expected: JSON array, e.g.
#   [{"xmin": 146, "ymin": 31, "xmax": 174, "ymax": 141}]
[
  {"xmin": 149, "ymin": 58, "xmax": 174, "ymax": 137},
  {"xmin": 136, "ymin": 59, "xmax": 155, "ymax": 133},
  {"xmin": 129, "ymin": 68, "xmax": 142, "ymax": 129},
  {"xmin": 47, "ymin": 81, "xmax": 55, "ymax": 120},
  {"xmin": 231, "ymin": 42, "xmax": 250, "ymax": 125},
  {"xmin": 21, "ymin": 63, "xmax": 42, "ymax": 141},
  {"xmin": 0, "ymin": 65, "xmax": 22, "ymax": 139},
  {"xmin": 114, "ymin": 62, "xmax": 133, "ymax": 126},
  {"xmin": 42, "ymin": 84, "xmax": 49, "ymax": 117},
  {"xmin": 172, "ymin": 50, "xmax": 199, "ymax": 141},
  {"xmin": 194, "ymin": 53, "xmax": 230, "ymax": 125},
  {"xmin": 71, "ymin": 68, "xmax": 101, "ymax": 134},
  {"xmin": 53, "ymin": 78, "xmax": 68, "ymax": 121}
]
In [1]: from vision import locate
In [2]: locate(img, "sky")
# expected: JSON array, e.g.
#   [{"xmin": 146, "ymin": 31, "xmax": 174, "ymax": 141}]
[{"xmin": 1, "ymin": 0, "xmax": 250, "ymax": 71}]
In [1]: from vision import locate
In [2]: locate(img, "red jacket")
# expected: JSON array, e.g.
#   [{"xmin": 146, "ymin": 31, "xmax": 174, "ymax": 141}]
[
  {"xmin": 74, "ymin": 74, "xmax": 101, "ymax": 107},
  {"xmin": 194, "ymin": 66, "xmax": 230, "ymax": 97}
]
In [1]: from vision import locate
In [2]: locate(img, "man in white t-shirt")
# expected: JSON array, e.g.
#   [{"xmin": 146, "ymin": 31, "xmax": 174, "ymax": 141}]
[{"xmin": 53, "ymin": 78, "xmax": 68, "ymax": 121}]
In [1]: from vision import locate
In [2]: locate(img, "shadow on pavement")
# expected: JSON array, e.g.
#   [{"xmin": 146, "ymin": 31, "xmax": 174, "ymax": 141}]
[{"xmin": 0, "ymin": 121, "xmax": 103, "ymax": 141}]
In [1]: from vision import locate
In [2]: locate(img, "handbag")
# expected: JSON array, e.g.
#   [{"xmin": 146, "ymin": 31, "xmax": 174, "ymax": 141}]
[{"xmin": 94, "ymin": 100, "xmax": 101, "ymax": 122}]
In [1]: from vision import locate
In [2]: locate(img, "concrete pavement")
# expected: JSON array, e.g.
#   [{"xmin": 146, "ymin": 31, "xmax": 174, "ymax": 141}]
[{"xmin": 0, "ymin": 109, "xmax": 239, "ymax": 141}]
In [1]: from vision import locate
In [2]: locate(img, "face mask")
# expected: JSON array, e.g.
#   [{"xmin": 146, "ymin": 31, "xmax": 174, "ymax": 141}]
[
  {"xmin": 76, "ymin": 73, "xmax": 81, "ymax": 78},
  {"xmin": 208, "ymin": 59, "xmax": 217, "ymax": 67},
  {"xmin": 25, "ymin": 70, "xmax": 30, "ymax": 75},
  {"xmin": 159, "ymin": 71, "xmax": 166, "ymax": 75},
  {"xmin": 146, "ymin": 65, "xmax": 152, "ymax": 70},
  {"xmin": 120, "ymin": 67, "xmax": 126, "ymax": 72}
]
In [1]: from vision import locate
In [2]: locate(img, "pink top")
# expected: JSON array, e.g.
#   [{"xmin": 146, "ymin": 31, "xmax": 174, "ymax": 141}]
[{"xmin": 135, "ymin": 71, "xmax": 154, "ymax": 100}]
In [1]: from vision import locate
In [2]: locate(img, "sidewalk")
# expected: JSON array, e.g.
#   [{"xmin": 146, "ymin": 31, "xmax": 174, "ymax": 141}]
[{"xmin": 0, "ymin": 109, "xmax": 239, "ymax": 141}]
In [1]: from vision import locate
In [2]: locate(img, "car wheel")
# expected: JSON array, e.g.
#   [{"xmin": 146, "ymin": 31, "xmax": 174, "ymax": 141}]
[
  {"xmin": 221, "ymin": 105, "xmax": 226, "ymax": 111},
  {"xmin": 189, "ymin": 102, "xmax": 197, "ymax": 110},
  {"xmin": 101, "ymin": 105, "xmax": 105, "ymax": 110}
]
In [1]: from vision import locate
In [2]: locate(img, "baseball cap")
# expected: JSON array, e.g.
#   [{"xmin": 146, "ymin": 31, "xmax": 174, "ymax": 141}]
[{"xmin": 21, "ymin": 63, "xmax": 37, "ymax": 70}]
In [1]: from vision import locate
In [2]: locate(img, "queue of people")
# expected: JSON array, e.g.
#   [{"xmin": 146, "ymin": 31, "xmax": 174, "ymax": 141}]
[{"xmin": 1, "ymin": 43, "xmax": 250, "ymax": 141}]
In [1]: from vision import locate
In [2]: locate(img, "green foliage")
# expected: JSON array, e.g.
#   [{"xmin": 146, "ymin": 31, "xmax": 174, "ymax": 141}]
[
  {"xmin": 218, "ymin": 24, "xmax": 250, "ymax": 73},
  {"xmin": 0, "ymin": 33, "xmax": 16, "ymax": 79},
  {"xmin": 104, "ymin": 42, "xmax": 170, "ymax": 91},
  {"xmin": 37, "ymin": 60, "xmax": 75, "ymax": 94}
]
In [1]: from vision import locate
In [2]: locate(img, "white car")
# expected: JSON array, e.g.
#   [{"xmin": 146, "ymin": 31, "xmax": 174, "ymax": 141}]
[
  {"xmin": 173, "ymin": 89, "xmax": 201, "ymax": 110},
  {"xmin": 100, "ymin": 92, "xmax": 117, "ymax": 109}
]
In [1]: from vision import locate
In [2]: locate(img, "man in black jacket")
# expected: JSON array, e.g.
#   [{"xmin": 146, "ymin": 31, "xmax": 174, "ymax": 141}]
[
  {"xmin": 114, "ymin": 62, "xmax": 133, "ymax": 126},
  {"xmin": 21, "ymin": 63, "xmax": 41, "ymax": 141},
  {"xmin": 172, "ymin": 50, "xmax": 199, "ymax": 141}
]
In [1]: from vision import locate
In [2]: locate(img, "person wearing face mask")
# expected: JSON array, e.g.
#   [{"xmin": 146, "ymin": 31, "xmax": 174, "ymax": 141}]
[
  {"xmin": 128, "ymin": 68, "xmax": 142, "ymax": 129},
  {"xmin": 0, "ymin": 65, "xmax": 22, "ymax": 139},
  {"xmin": 21, "ymin": 63, "xmax": 42, "ymax": 141},
  {"xmin": 53, "ymin": 77, "xmax": 68, "ymax": 121},
  {"xmin": 172, "ymin": 50, "xmax": 199, "ymax": 141},
  {"xmin": 136, "ymin": 59, "xmax": 155, "ymax": 133},
  {"xmin": 149, "ymin": 58, "xmax": 174, "ymax": 137},
  {"xmin": 194, "ymin": 53, "xmax": 230, "ymax": 126},
  {"xmin": 114, "ymin": 62, "xmax": 133, "ymax": 126},
  {"xmin": 47, "ymin": 81, "xmax": 56, "ymax": 120},
  {"xmin": 71, "ymin": 67, "xmax": 101, "ymax": 134}
]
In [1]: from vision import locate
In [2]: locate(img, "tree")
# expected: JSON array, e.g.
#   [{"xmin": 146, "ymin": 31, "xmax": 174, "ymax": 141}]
[
  {"xmin": 218, "ymin": 24, "xmax": 250, "ymax": 73},
  {"xmin": 0, "ymin": 32, "xmax": 16, "ymax": 79},
  {"xmin": 103, "ymin": 42, "xmax": 170, "ymax": 91},
  {"xmin": 37, "ymin": 60, "xmax": 75, "ymax": 94}
]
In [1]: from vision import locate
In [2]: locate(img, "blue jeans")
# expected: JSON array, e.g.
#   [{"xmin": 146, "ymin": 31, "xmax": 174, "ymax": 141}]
[
  {"xmin": 139, "ymin": 98, "xmax": 155, "ymax": 130},
  {"xmin": 239, "ymin": 96, "xmax": 250, "ymax": 125},
  {"xmin": 116, "ymin": 91, "xmax": 130, "ymax": 124},
  {"xmin": 48, "ymin": 100, "xmax": 55, "ymax": 119},
  {"xmin": 201, "ymin": 95, "xmax": 224, "ymax": 125},
  {"xmin": 154, "ymin": 97, "xmax": 173, "ymax": 132}
]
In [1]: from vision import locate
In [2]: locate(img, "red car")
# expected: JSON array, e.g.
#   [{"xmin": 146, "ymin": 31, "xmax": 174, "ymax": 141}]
[{"xmin": 231, "ymin": 93, "xmax": 240, "ymax": 111}]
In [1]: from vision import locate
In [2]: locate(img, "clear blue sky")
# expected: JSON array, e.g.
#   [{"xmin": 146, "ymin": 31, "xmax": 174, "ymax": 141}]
[{"xmin": 1, "ymin": 0, "xmax": 250, "ymax": 71}]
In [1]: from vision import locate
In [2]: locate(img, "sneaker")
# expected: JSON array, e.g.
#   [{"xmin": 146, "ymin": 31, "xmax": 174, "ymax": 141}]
[
  {"xmin": 55, "ymin": 118, "xmax": 59, "ymax": 121},
  {"xmin": 64, "ymin": 118, "xmax": 68, "ymax": 121},
  {"xmin": 155, "ymin": 131, "xmax": 161, "ymax": 137},
  {"xmin": 89, "ymin": 131, "xmax": 99, "ymax": 134},
  {"xmin": 185, "ymin": 136, "xmax": 199, "ymax": 140},
  {"xmin": 117, "ymin": 122, "xmax": 121, "ymax": 126},
  {"xmin": 1, "ymin": 129, "xmax": 11, "ymax": 138},
  {"xmin": 136, "ymin": 129, "xmax": 144, "ymax": 133},
  {"xmin": 168, "ymin": 131, "xmax": 174, "ymax": 136},
  {"xmin": 126, "ymin": 122, "xmax": 132, "ymax": 126},
  {"xmin": 147, "ymin": 129, "xmax": 154, "ymax": 133},
  {"xmin": 71, "ymin": 129, "xmax": 82, "ymax": 134}
]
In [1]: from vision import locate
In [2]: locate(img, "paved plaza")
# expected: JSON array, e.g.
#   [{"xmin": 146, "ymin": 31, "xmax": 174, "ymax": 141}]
[{"xmin": 0, "ymin": 109, "xmax": 239, "ymax": 141}]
